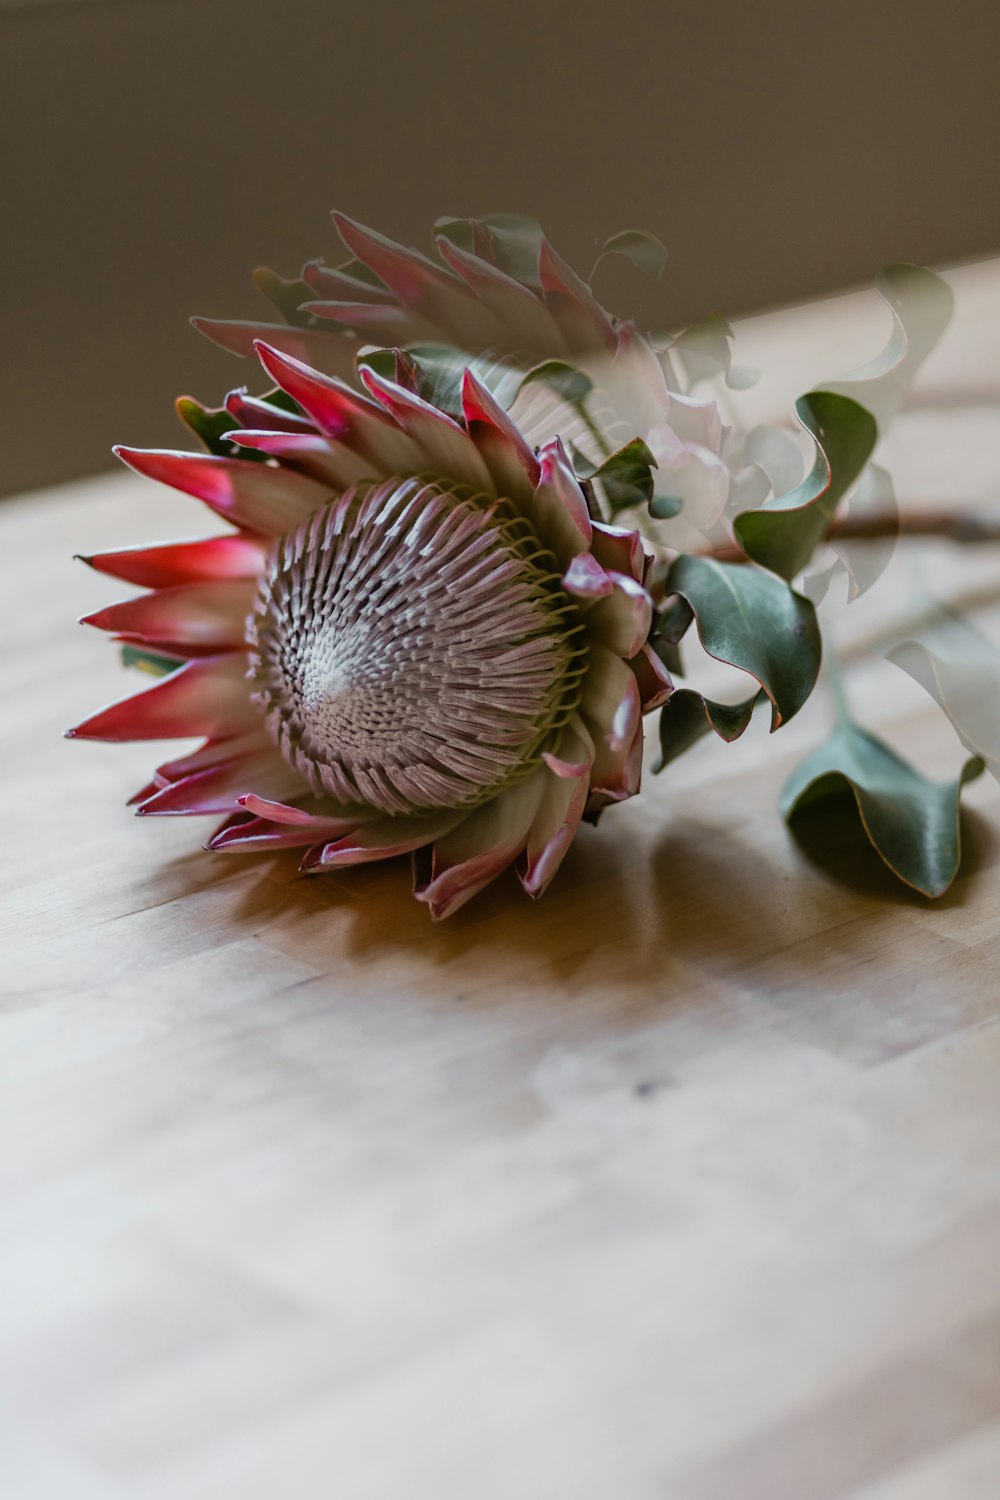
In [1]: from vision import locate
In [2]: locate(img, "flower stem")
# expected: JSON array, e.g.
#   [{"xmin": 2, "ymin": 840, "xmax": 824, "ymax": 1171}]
[{"xmin": 699, "ymin": 508, "xmax": 1000, "ymax": 563}]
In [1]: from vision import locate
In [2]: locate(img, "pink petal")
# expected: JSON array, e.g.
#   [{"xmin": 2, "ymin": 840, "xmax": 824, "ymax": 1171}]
[
  {"xmin": 631, "ymin": 644, "xmax": 674, "ymax": 713},
  {"xmin": 581, "ymin": 646, "xmax": 642, "ymax": 752},
  {"xmin": 301, "ymin": 809, "xmax": 465, "ymax": 870},
  {"xmin": 223, "ymin": 390, "xmax": 317, "ymax": 434},
  {"xmin": 79, "ymin": 535, "xmax": 265, "ymax": 588},
  {"xmin": 152, "ymin": 730, "xmax": 271, "ymax": 785},
  {"xmin": 332, "ymin": 212, "xmax": 500, "ymax": 343},
  {"xmin": 238, "ymin": 792, "xmax": 369, "ymax": 834},
  {"xmin": 589, "ymin": 521, "xmax": 648, "ymax": 584},
  {"xmin": 114, "ymin": 447, "xmax": 329, "ymax": 537},
  {"xmin": 532, "ymin": 438, "xmax": 593, "ymax": 564},
  {"xmin": 461, "ymin": 368, "xmax": 539, "ymax": 496},
  {"xmin": 302, "ymin": 301, "xmax": 440, "ymax": 344},
  {"xmin": 136, "ymin": 746, "xmax": 303, "ymax": 816},
  {"xmin": 519, "ymin": 770, "xmax": 590, "ymax": 899},
  {"xmin": 589, "ymin": 717, "xmax": 644, "ymax": 805},
  {"xmin": 585, "ymin": 573, "xmax": 653, "ymax": 659},
  {"xmin": 207, "ymin": 813, "xmax": 352, "ymax": 853},
  {"xmin": 67, "ymin": 654, "xmax": 257, "ymax": 741},
  {"xmin": 542, "ymin": 715, "xmax": 596, "ymax": 779},
  {"xmin": 563, "ymin": 550, "xmax": 614, "ymax": 600},
  {"xmin": 81, "ymin": 580, "xmax": 256, "ymax": 651},
  {"xmin": 302, "ymin": 260, "xmax": 396, "ymax": 303},
  {"xmin": 413, "ymin": 773, "xmax": 546, "ymax": 919},
  {"xmin": 435, "ymin": 237, "xmax": 566, "ymax": 354},
  {"xmin": 360, "ymin": 368, "xmax": 494, "ymax": 492},
  {"xmin": 253, "ymin": 342, "xmax": 422, "ymax": 472},
  {"xmin": 191, "ymin": 317, "xmax": 356, "ymax": 376},
  {"xmin": 223, "ymin": 429, "xmax": 374, "ymax": 488},
  {"xmin": 538, "ymin": 238, "xmax": 617, "ymax": 352}
]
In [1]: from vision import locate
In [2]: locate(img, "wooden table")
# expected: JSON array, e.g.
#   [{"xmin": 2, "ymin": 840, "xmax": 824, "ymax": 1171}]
[{"xmin": 3, "ymin": 263, "xmax": 1000, "ymax": 1499}]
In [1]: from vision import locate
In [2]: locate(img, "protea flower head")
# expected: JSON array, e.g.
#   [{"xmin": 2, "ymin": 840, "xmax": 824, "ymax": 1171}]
[
  {"xmin": 193, "ymin": 211, "xmax": 630, "ymax": 377},
  {"xmin": 197, "ymin": 209, "xmax": 733, "ymax": 553},
  {"xmin": 72, "ymin": 344, "xmax": 671, "ymax": 917}
]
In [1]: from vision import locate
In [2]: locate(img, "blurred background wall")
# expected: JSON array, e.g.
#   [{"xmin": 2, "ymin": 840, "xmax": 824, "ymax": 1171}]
[{"xmin": 3, "ymin": 0, "xmax": 999, "ymax": 498}]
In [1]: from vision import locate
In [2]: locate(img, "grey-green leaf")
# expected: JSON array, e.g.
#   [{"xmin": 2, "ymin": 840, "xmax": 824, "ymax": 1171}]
[
  {"xmin": 121, "ymin": 645, "xmax": 185, "ymax": 678},
  {"xmin": 594, "ymin": 438, "xmax": 658, "ymax": 515},
  {"xmin": 591, "ymin": 228, "xmax": 668, "ymax": 281},
  {"xmin": 664, "ymin": 555, "xmax": 821, "ymax": 730},
  {"xmin": 656, "ymin": 689, "xmax": 759, "ymax": 770},
  {"xmin": 176, "ymin": 397, "xmax": 263, "ymax": 461},
  {"xmin": 733, "ymin": 391, "xmax": 876, "ymax": 580},
  {"xmin": 781, "ymin": 721, "xmax": 983, "ymax": 897},
  {"xmin": 519, "ymin": 360, "xmax": 594, "ymax": 407}
]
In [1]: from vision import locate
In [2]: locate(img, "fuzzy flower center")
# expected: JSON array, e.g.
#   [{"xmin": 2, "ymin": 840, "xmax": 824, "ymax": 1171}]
[{"xmin": 247, "ymin": 477, "xmax": 586, "ymax": 816}]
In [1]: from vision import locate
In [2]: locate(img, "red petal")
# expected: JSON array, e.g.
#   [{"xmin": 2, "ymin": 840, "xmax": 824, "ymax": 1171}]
[
  {"xmin": 360, "ymin": 368, "xmax": 493, "ymax": 492},
  {"xmin": 253, "ymin": 343, "xmax": 422, "ymax": 471},
  {"xmin": 114, "ymin": 447, "xmax": 329, "ymax": 536},
  {"xmin": 191, "ymin": 317, "xmax": 356, "ymax": 377},
  {"xmin": 67, "ymin": 654, "xmax": 256, "ymax": 741},
  {"xmin": 589, "ymin": 521, "xmax": 648, "ymax": 584},
  {"xmin": 301, "ymin": 809, "xmax": 464, "ymax": 870},
  {"xmin": 81, "ymin": 580, "xmax": 256, "ymax": 650},
  {"xmin": 538, "ymin": 239, "xmax": 617, "ymax": 352},
  {"xmin": 631, "ymin": 644, "xmax": 674, "ymax": 713},
  {"xmin": 461, "ymin": 368, "xmax": 539, "ymax": 494},
  {"xmin": 79, "ymin": 535, "xmax": 265, "ymax": 588},
  {"xmin": 136, "ymin": 746, "xmax": 302, "ymax": 816}
]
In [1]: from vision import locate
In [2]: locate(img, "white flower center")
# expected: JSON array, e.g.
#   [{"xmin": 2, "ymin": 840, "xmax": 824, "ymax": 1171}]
[{"xmin": 247, "ymin": 477, "xmax": 585, "ymax": 815}]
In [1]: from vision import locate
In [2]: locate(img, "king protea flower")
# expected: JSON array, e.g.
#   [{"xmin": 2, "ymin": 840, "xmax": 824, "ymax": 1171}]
[
  {"xmin": 197, "ymin": 210, "xmax": 733, "ymax": 553},
  {"xmin": 71, "ymin": 344, "xmax": 671, "ymax": 917}
]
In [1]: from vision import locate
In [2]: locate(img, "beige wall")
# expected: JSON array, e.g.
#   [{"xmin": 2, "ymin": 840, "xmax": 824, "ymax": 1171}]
[{"xmin": 3, "ymin": 0, "xmax": 999, "ymax": 497}]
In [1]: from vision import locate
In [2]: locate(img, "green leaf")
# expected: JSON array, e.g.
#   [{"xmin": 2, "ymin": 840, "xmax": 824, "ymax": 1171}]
[
  {"xmin": 593, "ymin": 438, "xmax": 657, "ymax": 514},
  {"xmin": 656, "ymin": 689, "xmax": 759, "ymax": 770},
  {"xmin": 649, "ymin": 494, "xmax": 683, "ymax": 520},
  {"xmin": 252, "ymin": 267, "xmax": 315, "ymax": 328},
  {"xmin": 120, "ymin": 645, "xmax": 185, "ymax": 678},
  {"xmin": 519, "ymin": 359, "xmax": 594, "ymax": 407},
  {"xmin": 591, "ymin": 228, "xmax": 668, "ymax": 281},
  {"xmin": 733, "ymin": 391, "xmax": 876, "ymax": 580},
  {"xmin": 824, "ymin": 263, "xmax": 954, "ymax": 434},
  {"xmin": 664, "ymin": 555, "xmax": 821, "ymax": 730},
  {"xmin": 781, "ymin": 721, "xmax": 983, "ymax": 897},
  {"xmin": 176, "ymin": 397, "xmax": 261, "ymax": 460}
]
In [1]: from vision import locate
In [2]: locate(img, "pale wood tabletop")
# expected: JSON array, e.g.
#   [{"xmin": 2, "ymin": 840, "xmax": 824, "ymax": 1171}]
[{"xmin": 2, "ymin": 262, "xmax": 1000, "ymax": 1500}]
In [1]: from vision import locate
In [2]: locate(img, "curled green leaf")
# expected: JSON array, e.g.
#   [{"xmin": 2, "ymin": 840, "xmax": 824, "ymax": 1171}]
[
  {"xmin": 591, "ymin": 228, "xmax": 668, "ymax": 281},
  {"xmin": 733, "ymin": 391, "xmax": 876, "ymax": 580},
  {"xmin": 656, "ymin": 689, "xmax": 759, "ymax": 770},
  {"xmin": 781, "ymin": 721, "xmax": 983, "ymax": 897},
  {"xmin": 664, "ymin": 555, "xmax": 821, "ymax": 730}
]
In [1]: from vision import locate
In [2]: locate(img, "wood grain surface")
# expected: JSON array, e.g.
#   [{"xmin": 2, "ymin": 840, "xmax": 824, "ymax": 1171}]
[{"xmin": 2, "ymin": 264, "xmax": 999, "ymax": 1499}]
